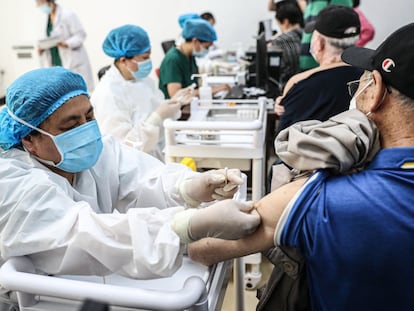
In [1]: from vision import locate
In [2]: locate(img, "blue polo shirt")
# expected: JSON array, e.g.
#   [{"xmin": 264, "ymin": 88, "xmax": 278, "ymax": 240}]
[{"xmin": 276, "ymin": 147, "xmax": 414, "ymax": 311}]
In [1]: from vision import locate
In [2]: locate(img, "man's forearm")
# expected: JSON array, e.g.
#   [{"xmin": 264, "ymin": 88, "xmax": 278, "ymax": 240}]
[
  {"xmin": 188, "ymin": 178, "xmax": 307, "ymax": 266},
  {"xmin": 188, "ymin": 224, "xmax": 274, "ymax": 266}
]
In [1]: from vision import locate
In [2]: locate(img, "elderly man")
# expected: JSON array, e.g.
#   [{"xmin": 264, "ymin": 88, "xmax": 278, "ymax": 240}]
[
  {"xmin": 268, "ymin": 5, "xmax": 363, "ymax": 193},
  {"xmin": 274, "ymin": 5, "xmax": 363, "ymax": 133},
  {"xmin": 0, "ymin": 67, "xmax": 260, "ymax": 307},
  {"xmin": 189, "ymin": 23, "xmax": 414, "ymax": 310}
]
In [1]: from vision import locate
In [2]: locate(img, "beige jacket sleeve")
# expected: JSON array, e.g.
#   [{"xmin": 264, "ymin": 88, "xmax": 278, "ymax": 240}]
[{"xmin": 271, "ymin": 109, "xmax": 380, "ymax": 191}]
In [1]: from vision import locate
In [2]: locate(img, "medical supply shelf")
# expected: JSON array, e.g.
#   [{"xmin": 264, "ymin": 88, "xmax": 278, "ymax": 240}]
[
  {"xmin": 164, "ymin": 97, "xmax": 269, "ymax": 201},
  {"xmin": 164, "ymin": 97, "xmax": 270, "ymax": 311}
]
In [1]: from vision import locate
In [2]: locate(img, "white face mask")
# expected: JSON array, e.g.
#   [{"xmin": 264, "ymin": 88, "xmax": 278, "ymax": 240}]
[
  {"xmin": 309, "ymin": 35, "xmax": 319, "ymax": 62},
  {"xmin": 349, "ymin": 78, "xmax": 373, "ymax": 110},
  {"xmin": 309, "ymin": 43, "xmax": 317, "ymax": 62},
  {"xmin": 349, "ymin": 97, "xmax": 357, "ymax": 110},
  {"xmin": 192, "ymin": 47, "xmax": 209, "ymax": 58}
]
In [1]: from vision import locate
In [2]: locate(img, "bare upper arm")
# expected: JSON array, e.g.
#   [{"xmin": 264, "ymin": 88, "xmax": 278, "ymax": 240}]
[
  {"xmin": 188, "ymin": 178, "xmax": 307, "ymax": 266},
  {"xmin": 167, "ymin": 83, "xmax": 182, "ymax": 98}
]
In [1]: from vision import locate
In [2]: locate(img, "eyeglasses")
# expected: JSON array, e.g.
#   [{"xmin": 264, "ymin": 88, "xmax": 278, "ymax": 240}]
[{"xmin": 347, "ymin": 76, "xmax": 372, "ymax": 98}]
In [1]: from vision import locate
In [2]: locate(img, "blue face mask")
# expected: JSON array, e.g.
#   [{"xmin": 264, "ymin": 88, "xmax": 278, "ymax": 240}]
[
  {"xmin": 39, "ymin": 4, "xmax": 52, "ymax": 14},
  {"xmin": 130, "ymin": 59, "xmax": 153, "ymax": 79},
  {"xmin": 9, "ymin": 110, "xmax": 103, "ymax": 173},
  {"xmin": 38, "ymin": 120, "xmax": 103, "ymax": 173},
  {"xmin": 192, "ymin": 47, "xmax": 209, "ymax": 58}
]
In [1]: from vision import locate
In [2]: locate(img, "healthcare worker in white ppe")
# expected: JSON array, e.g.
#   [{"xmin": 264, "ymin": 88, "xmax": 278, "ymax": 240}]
[
  {"xmin": 92, "ymin": 25, "xmax": 191, "ymax": 161},
  {"xmin": 36, "ymin": 0, "xmax": 95, "ymax": 92},
  {"xmin": 0, "ymin": 67, "xmax": 260, "ymax": 308}
]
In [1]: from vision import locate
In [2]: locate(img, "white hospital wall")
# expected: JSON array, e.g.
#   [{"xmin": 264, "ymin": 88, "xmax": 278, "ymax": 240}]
[
  {"xmin": 0, "ymin": 0, "xmax": 413, "ymax": 97},
  {"xmin": 358, "ymin": 0, "xmax": 414, "ymax": 49},
  {"xmin": 0, "ymin": 0, "xmax": 274, "ymax": 97}
]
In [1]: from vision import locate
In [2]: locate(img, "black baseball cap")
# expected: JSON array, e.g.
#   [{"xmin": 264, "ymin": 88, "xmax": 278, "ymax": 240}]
[
  {"xmin": 304, "ymin": 5, "xmax": 360, "ymax": 39},
  {"xmin": 342, "ymin": 23, "xmax": 414, "ymax": 99}
]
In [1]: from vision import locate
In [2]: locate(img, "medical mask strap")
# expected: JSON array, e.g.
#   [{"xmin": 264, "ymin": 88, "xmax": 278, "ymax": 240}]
[
  {"xmin": 126, "ymin": 60, "xmax": 140, "ymax": 79},
  {"xmin": 7, "ymin": 109, "xmax": 54, "ymax": 139},
  {"xmin": 7, "ymin": 109, "xmax": 59, "ymax": 166},
  {"xmin": 350, "ymin": 78, "xmax": 373, "ymax": 116}
]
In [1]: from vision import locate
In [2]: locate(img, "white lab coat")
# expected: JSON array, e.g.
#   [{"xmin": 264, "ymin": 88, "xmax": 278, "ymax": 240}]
[
  {"xmin": 0, "ymin": 136, "xmax": 196, "ymax": 279},
  {"xmin": 91, "ymin": 66, "xmax": 167, "ymax": 161},
  {"xmin": 39, "ymin": 5, "xmax": 95, "ymax": 92}
]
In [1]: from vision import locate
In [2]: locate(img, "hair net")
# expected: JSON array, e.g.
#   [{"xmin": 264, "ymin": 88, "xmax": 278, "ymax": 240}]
[
  {"xmin": 178, "ymin": 13, "xmax": 200, "ymax": 28},
  {"xmin": 0, "ymin": 67, "xmax": 88, "ymax": 151},
  {"xmin": 182, "ymin": 19, "xmax": 217, "ymax": 42},
  {"xmin": 102, "ymin": 24, "xmax": 151, "ymax": 59}
]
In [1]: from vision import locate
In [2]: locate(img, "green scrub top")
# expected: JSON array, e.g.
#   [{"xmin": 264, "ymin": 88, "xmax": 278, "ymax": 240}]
[
  {"xmin": 158, "ymin": 47, "xmax": 198, "ymax": 99},
  {"xmin": 47, "ymin": 16, "xmax": 62, "ymax": 67}
]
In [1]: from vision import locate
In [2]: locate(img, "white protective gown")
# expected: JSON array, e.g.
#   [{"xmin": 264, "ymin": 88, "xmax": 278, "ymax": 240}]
[
  {"xmin": 0, "ymin": 136, "xmax": 195, "ymax": 279},
  {"xmin": 39, "ymin": 5, "xmax": 95, "ymax": 92},
  {"xmin": 91, "ymin": 66, "xmax": 167, "ymax": 161}
]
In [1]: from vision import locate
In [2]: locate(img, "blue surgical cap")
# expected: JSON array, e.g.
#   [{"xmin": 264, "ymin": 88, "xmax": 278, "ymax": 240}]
[
  {"xmin": 102, "ymin": 24, "xmax": 151, "ymax": 59},
  {"xmin": 0, "ymin": 67, "xmax": 88, "ymax": 151},
  {"xmin": 178, "ymin": 13, "xmax": 200, "ymax": 28},
  {"xmin": 182, "ymin": 19, "xmax": 217, "ymax": 42}
]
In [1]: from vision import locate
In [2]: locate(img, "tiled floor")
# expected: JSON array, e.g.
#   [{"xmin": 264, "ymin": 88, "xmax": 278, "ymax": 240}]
[{"xmin": 220, "ymin": 256, "xmax": 273, "ymax": 311}]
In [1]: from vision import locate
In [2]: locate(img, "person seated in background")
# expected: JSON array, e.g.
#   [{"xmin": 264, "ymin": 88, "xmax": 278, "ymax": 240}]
[
  {"xmin": 299, "ymin": 0, "xmax": 353, "ymax": 71},
  {"xmin": 199, "ymin": 11, "xmax": 222, "ymax": 58},
  {"xmin": 158, "ymin": 19, "xmax": 230, "ymax": 99},
  {"xmin": 0, "ymin": 66, "xmax": 261, "ymax": 309},
  {"xmin": 200, "ymin": 11, "xmax": 216, "ymax": 26},
  {"xmin": 188, "ymin": 23, "xmax": 414, "ymax": 310},
  {"xmin": 274, "ymin": 5, "xmax": 363, "ymax": 133},
  {"xmin": 91, "ymin": 25, "xmax": 192, "ymax": 161},
  {"xmin": 271, "ymin": 0, "xmax": 304, "ymax": 90},
  {"xmin": 267, "ymin": 5, "xmax": 363, "ymax": 194},
  {"xmin": 352, "ymin": 0, "xmax": 375, "ymax": 46}
]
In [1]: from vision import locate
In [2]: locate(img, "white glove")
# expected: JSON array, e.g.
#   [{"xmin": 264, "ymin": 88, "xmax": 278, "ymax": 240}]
[
  {"xmin": 156, "ymin": 100, "xmax": 182, "ymax": 120},
  {"xmin": 171, "ymin": 87, "xmax": 194, "ymax": 106},
  {"xmin": 179, "ymin": 168, "xmax": 244, "ymax": 207},
  {"xmin": 172, "ymin": 200, "xmax": 261, "ymax": 243}
]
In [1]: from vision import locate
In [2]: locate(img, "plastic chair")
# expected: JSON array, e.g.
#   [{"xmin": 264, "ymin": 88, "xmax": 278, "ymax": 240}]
[
  {"xmin": 161, "ymin": 40, "xmax": 175, "ymax": 54},
  {"xmin": 97, "ymin": 65, "xmax": 111, "ymax": 80}
]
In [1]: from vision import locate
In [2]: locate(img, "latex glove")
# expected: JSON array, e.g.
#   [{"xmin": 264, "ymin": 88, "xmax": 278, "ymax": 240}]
[
  {"xmin": 171, "ymin": 86, "xmax": 194, "ymax": 106},
  {"xmin": 172, "ymin": 200, "xmax": 261, "ymax": 243},
  {"xmin": 179, "ymin": 168, "xmax": 243, "ymax": 207},
  {"xmin": 156, "ymin": 100, "xmax": 182, "ymax": 120}
]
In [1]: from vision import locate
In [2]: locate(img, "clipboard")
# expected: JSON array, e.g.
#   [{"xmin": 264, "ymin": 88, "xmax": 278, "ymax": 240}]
[{"xmin": 38, "ymin": 36, "xmax": 61, "ymax": 49}]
